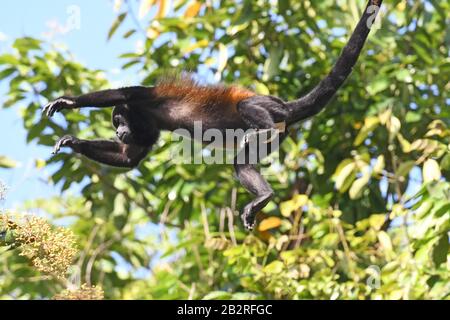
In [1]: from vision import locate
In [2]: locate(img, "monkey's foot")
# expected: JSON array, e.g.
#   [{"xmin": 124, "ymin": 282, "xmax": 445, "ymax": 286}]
[
  {"xmin": 241, "ymin": 206, "xmax": 257, "ymax": 231},
  {"xmin": 43, "ymin": 97, "xmax": 77, "ymax": 117},
  {"xmin": 53, "ymin": 135, "xmax": 79, "ymax": 154}
]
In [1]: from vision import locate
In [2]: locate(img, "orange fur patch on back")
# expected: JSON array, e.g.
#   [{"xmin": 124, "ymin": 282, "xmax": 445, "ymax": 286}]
[{"xmin": 154, "ymin": 74, "xmax": 255, "ymax": 110}]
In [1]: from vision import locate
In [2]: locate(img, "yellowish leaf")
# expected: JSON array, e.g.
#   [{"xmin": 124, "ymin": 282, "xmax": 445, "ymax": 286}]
[
  {"xmin": 397, "ymin": 133, "xmax": 411, "ymax": 152},
  {"xmin": 258, "ymin": 217, "xmax": 282, "ymax": 232},
  {"xmin": 292, "ymin": 194, "xmax": 308, "ymax": 209},
  {"xmin": 280, "ymin": 200, "xmax": 295, "ymax": 217},
  {"xmin": 0, "ymin": 156, "xmax": 17, "ymax": 168},
  {"xmin": 113, "ymin": 0, "xmax": 123, "ymax": 13},
  {"xmin": 217, "ymin": 43, "xmax": 228, "ymax": 73},
  {"xmin": 349, "ymin": 170, "xmax": 370, "ymax": 199},
  {"xmin": 378, "ymin": 109, "xmax": 392, "ymax": 125},
  {"xmin": 157, "ymin": 0, "xmax": 169, "ymax": 18},
  {"xmin": 204, "ymin": 57, "xmax": 215, "ymax": 66},
  {"xmin": 138, "ymin": 0, "xmax": 156, "ymax": 19},
  {"xmin": 254, "ymin": 82, "xmax": 269, "ymax": 95},
  {"xmin": 423, "ymin": 159, "xmax": 441, "ymax": 183},
  {"xmin": 354, "ymin": 116, "xmax": 380, "ymax": 146},
  {"xmin": 275, "ymin": 235, "xmax": 289, "ymax": 251},
  {"xmin": 369, "ymin": 214, "xmax": 386, "ymax": 230},
  {"xmin": 185, "ymin": 1, "xmax": 202, "ymax": 18},
  {"xmin": 146, "ymin": 27, "xmax": 160, "ymax": 39},
  {"xmin": 263, "ymin": 261, "xmax": 284, "ymax": 274},
  {"xmin": 183, "ymin": 39, "xmax": 208, "ymax": 54},
  {"xmin": 410, "ymin": 139, "xmax": 439, "ymax": 154},
  {"xmin": 227, "ymin": 23, "xmax": 249, "ymax": 36},
  {"xmin": 388, "ymin": 115, "xmax": 401, "ymax": 137},
  {"xmin": 279, "ymin": 194, "xmax": 308, "ymax": 217},
  {"xmin": 35, "ymin": 159, "xmax": 46, "ymax": 169},
  {"xmin": 373, "ymin": 155, "xmax": 385, "ymax": 174},
  {"xmin": 334, "ymin": 161, "xmax": 356, "ymax": 191},
  {"xmin": 378, "ymin": 231, "xmax": 393, "ymax": 252}
]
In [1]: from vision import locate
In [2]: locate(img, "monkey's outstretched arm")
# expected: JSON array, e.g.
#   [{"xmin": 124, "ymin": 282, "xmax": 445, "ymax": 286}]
[
  {"xmin": 287, "ymin": 0, "xmax": 383, "ymax": 124},
  {"xmin": 53, "ymin": 135, "xmax": 149, "ymax": 168},
  {"xmin": 43, "ymin": 86, "xmax": 154, "ymax": 117}
]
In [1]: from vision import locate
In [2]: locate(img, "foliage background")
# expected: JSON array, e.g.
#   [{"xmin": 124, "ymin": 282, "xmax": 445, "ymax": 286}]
[{"xmin": 0, "ymin": 0, "xmax": 449, "ymax": 299}]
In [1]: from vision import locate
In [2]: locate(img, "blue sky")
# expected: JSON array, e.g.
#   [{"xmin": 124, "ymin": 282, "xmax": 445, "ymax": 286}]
[{"xmin": 0, "ymin": 1, "xmax": 142, "ymax": 207}]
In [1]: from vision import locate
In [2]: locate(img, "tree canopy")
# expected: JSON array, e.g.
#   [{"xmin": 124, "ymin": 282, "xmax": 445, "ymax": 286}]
[{"xmin": 0, "ymin": 0, "xmax": 449, "ymax": 299}]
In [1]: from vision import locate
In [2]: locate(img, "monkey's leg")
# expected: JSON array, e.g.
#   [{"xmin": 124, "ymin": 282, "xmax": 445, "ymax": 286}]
[
  {"xmin": 237, "ymin": 96, "xmax": 289, "ymax": 146},
  {"xmin": 44, "ymin": 86, "xmax": 153, "ymax": 117},
  {"xmin": 53, "ymin": 135, "xmax": 148, "ymax": 168},
  {"xmin": 234, "ymin": 163, "xmax": 274, "ymax": 230},
  {"xmin": 237, "ymin": 98, "xmax": 276, "ymax": 131},
  {"xmin": 237, "ymin": 96, "xmax": 289, "ymax": 129}
]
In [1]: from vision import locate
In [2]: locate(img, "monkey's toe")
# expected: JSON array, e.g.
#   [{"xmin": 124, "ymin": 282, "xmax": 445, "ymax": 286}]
[{"xmin": 241, "ymin": 207, "xmax": 256, "ymax": 231}]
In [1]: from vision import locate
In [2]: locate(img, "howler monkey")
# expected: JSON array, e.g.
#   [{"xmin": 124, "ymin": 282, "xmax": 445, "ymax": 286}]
[{"xmin": 44, "ymin": 1, "xmax": 383, "ymax": 230}]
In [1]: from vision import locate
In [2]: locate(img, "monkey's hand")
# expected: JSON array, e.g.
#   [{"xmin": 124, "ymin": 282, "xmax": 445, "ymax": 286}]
[
  {"xmin": 43, "ymin": 96, "xmax": 77, "ymax": 117},
  {"xmin": 53, "ymin": 135, "xmax": 80, "ymax": 155}
]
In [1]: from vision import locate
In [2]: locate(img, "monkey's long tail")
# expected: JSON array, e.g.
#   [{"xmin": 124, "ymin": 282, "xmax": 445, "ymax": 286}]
[{"xmin": 286, "ymin": 0, "xmax": 383, "ymax": 125}]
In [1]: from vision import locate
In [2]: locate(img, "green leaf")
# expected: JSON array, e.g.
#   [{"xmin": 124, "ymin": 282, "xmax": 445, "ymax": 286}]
[
  {"xmin": 13, "ymin": 37, "xmax": 41, "ymax": 52},
  {"xmin": 366, "ymin": 77, "xmax": 389, "ymax": 95},
  {"xmin": 0, "ymin": 54, "xmax": 19, "ymax": 65},
  {"xmin": 123, "ymin": 29, "xmax": 136, "ymax": 39},
  {"xmin": 278, "ymin": 0, "xmax": 290, "ymax": 14},
  {"xmin": 397, "ymin": 161, "xmax": 416, "ymax": 178},
  {"xmin": 203, "ymin": 291, "xmax": 233, "ymax": 300},
  {"xmin": 0, "ymin": 68, "xmax": 17, "ymax": 80},
  {"xmin": 412, "ymin": 42, "xmax": 434, "ymax": 65},
  {"xmin": 395, "ymin": 69, "xmax": 412, "ymax": 82},
  {"xmin": 440, "ymin": 154, "xmax": 450, "ymax": 171},
  {"xmin": 431, "ymin": 233, "xmax": 449, "ymax": 267},
  {"xmin": 263, "ymin": 261, "xmax": 284, "ymax": 274},
  {"xmin": 108, "ymin": 13, "xmax": 127, "ymax": 40},
  {"xmin": 405, "ymin": 111, "xmax": 421, "ymax": 123}
]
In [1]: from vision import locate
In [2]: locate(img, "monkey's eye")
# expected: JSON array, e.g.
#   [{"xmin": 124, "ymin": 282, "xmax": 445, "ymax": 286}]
[{"xmin": 114, "ymin": 116, "xmax": 122, "ymax": 126}]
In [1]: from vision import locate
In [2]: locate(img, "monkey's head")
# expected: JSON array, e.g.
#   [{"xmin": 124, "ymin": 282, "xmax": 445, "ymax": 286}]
[
  {"xmin": 112, "ymin": 105, "xmax": 160, "ymax": 147},
  {"xmin": 112, "ymin": 105, "xmax": 134, "ymax": 144}
]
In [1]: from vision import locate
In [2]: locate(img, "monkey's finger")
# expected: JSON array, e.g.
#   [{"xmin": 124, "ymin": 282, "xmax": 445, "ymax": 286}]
[
  {"xmin": 52, "ymin": 142, "xmax": 61, "ymax": 155},
  {"xmin": 47, "ymin": 102, "xmax": 61, "ymax": 118},
  {"xmin": 43, "ymin": 101, "xmax": 63, "ymax": 117},
  {"xmin": 52, "ymin": 140, "xmax": 64, "ymax": 154},
  {"xmin": 44, "ymin": 101, "xmax": 58, "ymax": 117},
  {"xmin": 42, "ymin": 102, "xmax": 53, "ymax": 116},
  {"xmin": 52, "ymin": 138, "xmax": 67, "ymax": 154}
]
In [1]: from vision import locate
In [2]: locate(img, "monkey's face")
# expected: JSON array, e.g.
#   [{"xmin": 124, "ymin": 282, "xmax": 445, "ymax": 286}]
[
  {"xmin": 116, "ymin": 123, "xmax": 133, "ymax": 144},
  {"xmin": 113, "ymin": 106, "xmax": 134, "ymax": 144}
]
